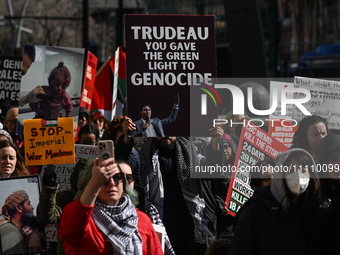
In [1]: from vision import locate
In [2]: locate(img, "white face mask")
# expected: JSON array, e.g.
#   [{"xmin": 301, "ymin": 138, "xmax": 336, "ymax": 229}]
[{"xmin": 285, "ymin": 171, "xmax": 310, "ymax": 195}]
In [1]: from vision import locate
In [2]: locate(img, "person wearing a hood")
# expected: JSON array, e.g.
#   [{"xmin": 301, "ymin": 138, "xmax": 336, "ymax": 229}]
[
  {"xmin": 221, "ymin": 133, "xmax": 236, "ymax": 168},
  {"xmin": 36, "ymin": 158, "xmax": 94, "ymax": 255},
  {"xmin": 316, "ymin": 133, "xmax": 340, "ymax": 210},
  {"xmin": 229, "ymin": 148, "xmax": 329, "ymax": 255}
]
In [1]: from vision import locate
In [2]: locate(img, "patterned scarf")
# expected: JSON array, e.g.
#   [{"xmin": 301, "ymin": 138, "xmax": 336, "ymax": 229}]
[
  {"xmin": 137, "ymin": 137, "xmax": 209, "ymax": 244},
  {"xmin": 92, "ymin": 194, "xmax": 143, "ymax": 255}
]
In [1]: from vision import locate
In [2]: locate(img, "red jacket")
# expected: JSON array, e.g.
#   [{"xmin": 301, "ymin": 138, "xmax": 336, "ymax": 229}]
[{"xmin": 59, "ymin": 199, "xmax": 164, "ymax": 255}]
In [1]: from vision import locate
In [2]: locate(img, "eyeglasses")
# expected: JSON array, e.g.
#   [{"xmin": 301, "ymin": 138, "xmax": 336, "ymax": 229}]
[
  {"xmin": 223, "ymin": 144, "xmax": 231, "ymax": 150},
  {"xmin": 6, "ymin": 119, "xmax": 17, "ymax": 124},
  {"xmin": 125, "ymin": 174, "xmax": 135, "ymax": 184},
  {"xmin": 105, "ymin": 173, "xmax": 124, "ymax": 185}
]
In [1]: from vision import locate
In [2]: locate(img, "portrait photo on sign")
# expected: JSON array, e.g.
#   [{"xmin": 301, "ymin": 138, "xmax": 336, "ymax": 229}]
[
  {"xmin": 18, "ymin": 45, "xmax": 84, "ymax": 128},
  {"xmin": 0, "ymin": 175, "xmax": 47, "ymax": 255}
]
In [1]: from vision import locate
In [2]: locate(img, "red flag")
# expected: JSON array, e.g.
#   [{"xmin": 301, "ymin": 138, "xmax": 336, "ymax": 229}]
[
  {"xmin": 80, "ymin": 51, "xmax": 98, "ymax": 111},
  {"xmin": 91, "ymin": 46, "xmax": 126, "ymax": 122}
]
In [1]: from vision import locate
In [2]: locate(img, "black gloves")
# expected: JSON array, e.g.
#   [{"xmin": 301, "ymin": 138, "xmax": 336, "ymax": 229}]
[{"xmin": 42, "ymin": 168, "xmax": 57, "ymax": 187}]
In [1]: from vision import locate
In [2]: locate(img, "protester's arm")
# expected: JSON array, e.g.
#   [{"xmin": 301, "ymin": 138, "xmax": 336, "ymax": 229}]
[
  {"xmin": 122, "ymin": 117, "xmax": 136, "ymax": 144},
  {"xmin": 36, "ymin": 185, "xmax": 62, "ymax": 224},
  {"xmin": 59, "ymin": 158, "xmax": 117, "ymax": 245},
  {"xmin": 205, "ymin": 125, "xmax": 224, "ymax": 166},
  {"xmin": 36, "ymin": 170, "xmax": 62, "ymax": 225},
  {"xmin": 209, "ymin": 124, "xmax": 223, "ymax": 151},
  {"xmin": 80, "ymin": 158, "xmax": 116, "ymax": 207}
]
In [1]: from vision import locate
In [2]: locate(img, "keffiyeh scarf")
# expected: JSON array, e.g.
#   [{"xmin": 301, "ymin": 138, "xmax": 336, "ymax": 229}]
[
  {"xmin": 92, "ymin": 194, "xmax": 143, "ymax": 255},
  {"xmin": 137, "ymin": 137, "xmax": 209, "ymax": 244}
]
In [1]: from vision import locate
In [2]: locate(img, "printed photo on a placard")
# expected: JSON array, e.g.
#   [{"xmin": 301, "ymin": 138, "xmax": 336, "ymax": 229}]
[
  {"xmin": 0, "ymin": 175, "xmax": 48, "ymax": 255},
  {"xmin": 18, "ymin": 45, "xmax": 84, "ymax": 134}
]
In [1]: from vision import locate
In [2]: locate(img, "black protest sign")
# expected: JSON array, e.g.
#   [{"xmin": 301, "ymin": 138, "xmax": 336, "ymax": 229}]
[
  {"xmin": 0, "ymin": 56, "xmax": 22, "ymax": 121},
  {"xmin": 125, "ymin": 15, "xmax": 217, "ymax": 137}
]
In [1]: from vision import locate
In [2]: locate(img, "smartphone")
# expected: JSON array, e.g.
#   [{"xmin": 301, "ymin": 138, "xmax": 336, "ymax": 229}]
[{"xmin": 97, "ymin": 140, "xmax": 114, "ymax": 165}]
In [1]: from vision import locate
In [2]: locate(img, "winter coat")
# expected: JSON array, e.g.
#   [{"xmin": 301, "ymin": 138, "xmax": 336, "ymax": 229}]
[
  {"xmin": 229, "ymin": 186, "xmax": 330, "ymax": 255},
  {"xmin": 59, "ymin": 199, "xmax": 164, "ymax": 255}
]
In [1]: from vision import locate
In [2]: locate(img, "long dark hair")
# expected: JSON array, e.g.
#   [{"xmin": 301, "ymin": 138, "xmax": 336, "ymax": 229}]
[
  {"xmin": 291, "ymin": 115, "xmax": 329, "ymax": 152},
  {"xmin": 77, "ymin": 124, "xmax": 99, "ymax": 142},
  {"xmin": 0, "ymin": 140, "xmax": 30, "ymax": 177},
  {"xmin": 282, "ymin": 150, "xmax": 321, "ymax": 238}
]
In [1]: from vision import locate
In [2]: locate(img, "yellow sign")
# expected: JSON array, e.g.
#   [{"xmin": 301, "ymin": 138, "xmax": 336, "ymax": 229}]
[{"xmin": 24, "ymin": 118, "xmax": 75, "ymax": 166}]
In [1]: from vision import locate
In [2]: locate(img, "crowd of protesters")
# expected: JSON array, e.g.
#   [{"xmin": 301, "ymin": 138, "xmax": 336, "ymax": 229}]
[{"xmin": 1, "ymin": 103, "xmax": 340, "ymax": 255}]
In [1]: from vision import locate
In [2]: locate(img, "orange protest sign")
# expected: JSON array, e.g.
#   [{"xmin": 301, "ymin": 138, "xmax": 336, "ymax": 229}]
[{"xmin": 24, "ymin": 118, "xmax": 75, "ymax": 166}]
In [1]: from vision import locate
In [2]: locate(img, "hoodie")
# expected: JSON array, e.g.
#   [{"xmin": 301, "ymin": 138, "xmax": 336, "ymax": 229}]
[{"xmin": 229, "ymin": 149, "xmax": 329, "ymax": 255}]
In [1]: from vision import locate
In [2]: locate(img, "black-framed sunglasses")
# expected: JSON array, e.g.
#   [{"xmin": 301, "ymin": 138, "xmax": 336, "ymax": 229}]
[
  {"xmin": 105, "ymin": 173, "xmax": 124, "ymax": 185},
  {"xmin": 125, "ymin": 174, "xmax": 135, "ymax": 184},
  {"xmin": 6, "ymin": 119, "xmax": 17, "ymax": 124}
]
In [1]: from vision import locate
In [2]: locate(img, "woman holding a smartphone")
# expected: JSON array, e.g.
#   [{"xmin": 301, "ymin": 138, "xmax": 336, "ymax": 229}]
[{"xmin": 58, "ymin": 156, "xmax": 164, "ymax": 255}]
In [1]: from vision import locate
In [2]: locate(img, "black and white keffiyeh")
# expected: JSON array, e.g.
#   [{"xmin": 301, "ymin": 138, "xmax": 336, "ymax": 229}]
[
  {"xmin": 149, "ymin": 204, "xmax": 175, "ymax": 255},
  {"xmin": 92, "ymin": 194, "xmax": 143, "ymax": 255},
  {"xmin": 137, "ymin": 137, "xmax": 209, "ymax": 244}
]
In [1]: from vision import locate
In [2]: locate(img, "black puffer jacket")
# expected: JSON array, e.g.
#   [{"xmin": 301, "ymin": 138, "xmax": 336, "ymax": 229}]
[{"xmin": 228, "ymin": 186, "xmax": 330, "ymax": 255}]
